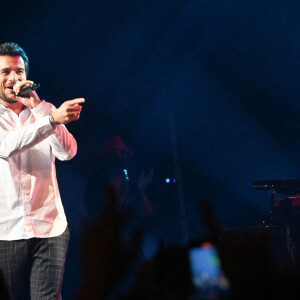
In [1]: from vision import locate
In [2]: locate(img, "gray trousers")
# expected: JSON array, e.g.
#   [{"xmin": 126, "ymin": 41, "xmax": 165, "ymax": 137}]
[{"xmin": 0, "ymin": 228, "xmax": 70, "ymax": 300}]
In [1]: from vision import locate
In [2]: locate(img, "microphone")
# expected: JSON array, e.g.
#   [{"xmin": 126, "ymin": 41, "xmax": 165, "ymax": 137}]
[{"xmin": 13, "ymin": 83, "xmax": 40, "ymax": 96}]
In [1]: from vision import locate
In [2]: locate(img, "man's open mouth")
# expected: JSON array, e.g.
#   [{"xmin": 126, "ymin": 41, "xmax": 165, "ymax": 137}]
[{"xmin": 5, "ymin": 86, "xmax": 15, "ymax": 93}]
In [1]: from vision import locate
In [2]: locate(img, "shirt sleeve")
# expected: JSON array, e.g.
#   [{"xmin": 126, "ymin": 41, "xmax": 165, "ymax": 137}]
[
  {"xmin": 31, "ymin": 100, "xmax": 77, "ymax": 161},
  {"xmin": 0, "ymin": 113, "xmax": 55, "ymax": 159}
]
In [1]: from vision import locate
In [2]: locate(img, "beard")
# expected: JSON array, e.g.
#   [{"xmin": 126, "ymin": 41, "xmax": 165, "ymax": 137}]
[{"xmin": 0, "ymin": 87, "xmax": 18, "ymax": 104}]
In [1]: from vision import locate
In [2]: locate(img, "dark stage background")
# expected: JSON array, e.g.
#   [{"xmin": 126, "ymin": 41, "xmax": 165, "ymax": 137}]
[{"xmin": 1, "ymin": 0, "xmax": 300, "ymax": 298}]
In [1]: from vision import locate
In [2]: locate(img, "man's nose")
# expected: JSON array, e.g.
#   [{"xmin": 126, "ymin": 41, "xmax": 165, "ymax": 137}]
[{"xmin": 7, "ymin": 71, "xmax": 18, "ymax": 83}]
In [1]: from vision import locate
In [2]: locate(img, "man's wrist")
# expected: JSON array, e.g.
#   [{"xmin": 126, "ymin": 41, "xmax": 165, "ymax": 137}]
[{"xmin": 49, "ymin": 113, "xmax": 57, "ymax": 127}]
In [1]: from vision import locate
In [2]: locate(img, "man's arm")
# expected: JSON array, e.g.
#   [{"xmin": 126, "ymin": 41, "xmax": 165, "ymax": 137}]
[
  {"xmin": 32, "ymin": 99, "xmax": 84, "ymax": 161},
  {"xmin": 0, "ymin": 116, "xmax": 55, "ymax": 159},
  {"xmin": 0, "ymin": 98, "xmax": 84, "ymax": 160}
]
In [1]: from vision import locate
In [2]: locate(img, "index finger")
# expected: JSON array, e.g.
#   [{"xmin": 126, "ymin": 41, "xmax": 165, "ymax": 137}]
[{"xmin": 67, "ymin": 98, "xmax": 85, "ymax": 105}]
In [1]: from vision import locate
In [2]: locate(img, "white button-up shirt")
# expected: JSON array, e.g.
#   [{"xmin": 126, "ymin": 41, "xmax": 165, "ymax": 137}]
[{"xmin": 0, "ymin": 100, "xmax": 77, "ymax": 240}]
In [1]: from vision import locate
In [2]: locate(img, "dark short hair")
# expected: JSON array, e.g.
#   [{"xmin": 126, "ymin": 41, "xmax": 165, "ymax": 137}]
[{"xmin": 0, "ymin": 42, "xmax": 29, "ymax": 75}]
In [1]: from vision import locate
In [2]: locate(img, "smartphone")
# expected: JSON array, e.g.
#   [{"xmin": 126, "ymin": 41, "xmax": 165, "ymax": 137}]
[{"xmin": 189, "ymin": 242, "xmax": 229, "ymax": 298}]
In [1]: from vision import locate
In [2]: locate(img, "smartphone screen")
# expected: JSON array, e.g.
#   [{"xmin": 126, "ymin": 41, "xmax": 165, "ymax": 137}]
[{"xmin": 189, "ymin": 242, "xmax": 229, "ymax": 298}]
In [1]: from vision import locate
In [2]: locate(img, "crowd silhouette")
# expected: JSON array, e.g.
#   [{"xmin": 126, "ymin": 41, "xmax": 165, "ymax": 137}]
[{"xmin": 76, "ymin": 187, "xmax": 300, "ymax": 300}]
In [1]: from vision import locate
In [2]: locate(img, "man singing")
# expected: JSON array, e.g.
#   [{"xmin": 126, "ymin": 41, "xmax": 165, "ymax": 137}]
[{"xmin": 0, "ymin": 42, "xmax": 84, "ymax": 299}]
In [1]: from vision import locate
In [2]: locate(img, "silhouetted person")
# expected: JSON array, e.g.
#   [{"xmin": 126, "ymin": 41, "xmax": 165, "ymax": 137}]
[
  {"xmin": 85, "ymin": 136, "xmax": 153, "ymax": 233},
  {"xmin": 77, "ymin": 186, "xmax": 143, "ymax": 300}
]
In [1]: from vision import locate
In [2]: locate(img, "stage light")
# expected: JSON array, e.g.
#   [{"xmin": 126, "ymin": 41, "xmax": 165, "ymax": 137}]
[{"xmin": 123, "ymin": 169, "xmax": 129, "ymax": 181}]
